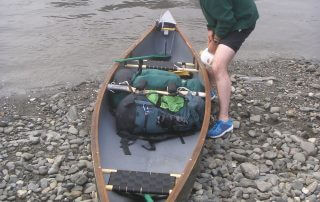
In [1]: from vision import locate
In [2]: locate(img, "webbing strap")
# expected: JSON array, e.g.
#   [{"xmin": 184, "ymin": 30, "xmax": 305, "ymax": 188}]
[{"xmin": 107, "ymin": 170, "xmax": 176, "ymax": 195}]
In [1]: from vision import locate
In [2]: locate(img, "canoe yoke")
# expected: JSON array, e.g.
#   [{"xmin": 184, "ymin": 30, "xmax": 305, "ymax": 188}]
[{"xmin": 102, "ymin": 169, "xmax": 181, "ymax": 195}]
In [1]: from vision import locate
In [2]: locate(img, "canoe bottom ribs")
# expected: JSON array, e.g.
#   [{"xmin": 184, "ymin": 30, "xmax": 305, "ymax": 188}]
[{"xmin": 105, "ymin": 170, "xmax": 177, "ymax": 195}]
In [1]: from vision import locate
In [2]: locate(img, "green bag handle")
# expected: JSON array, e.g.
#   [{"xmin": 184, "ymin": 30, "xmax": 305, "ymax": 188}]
[{"xmin": 144, "ymin": 194, "xmax": 154, "ymax": 202}]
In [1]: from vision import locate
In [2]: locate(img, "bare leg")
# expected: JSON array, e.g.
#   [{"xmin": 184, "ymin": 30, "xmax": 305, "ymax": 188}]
[
  {"xmin": 210, "ymin": 44, "xmax": 235, "ymax": 121},
  {"xmin": 206, "ymin": 66, "xmax": 216, "ymax": 87}
]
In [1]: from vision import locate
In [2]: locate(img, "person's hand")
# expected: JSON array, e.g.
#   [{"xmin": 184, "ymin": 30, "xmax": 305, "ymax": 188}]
[
  {"xmin": 207, "ymin": 30, "xmax": 214, "ymax": 45},
  {"xmin": 208, "ymin": 40, "xmax": 218, "ymax": 54}
]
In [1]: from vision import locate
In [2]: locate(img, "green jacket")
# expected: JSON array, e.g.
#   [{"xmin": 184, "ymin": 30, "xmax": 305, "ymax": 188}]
[{"xmin": 200, "ymin": 0, "xmax": 259, "ymax": 39}]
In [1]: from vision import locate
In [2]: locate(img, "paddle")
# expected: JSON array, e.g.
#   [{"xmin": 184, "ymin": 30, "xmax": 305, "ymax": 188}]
[
  {"xmin": 114, "ymin": 54, "xmax": 171, "ymax": 63},
  {"xmin": 131, "ymin": 60, "xmax": 195, "ymax": 67},
  {"xmin": 124, "ymin": 64, "xmax": 199, "ymax": 72},
  {"xmin": 107, "ymin": 84, "xmax": 206, "ymax": 98}
]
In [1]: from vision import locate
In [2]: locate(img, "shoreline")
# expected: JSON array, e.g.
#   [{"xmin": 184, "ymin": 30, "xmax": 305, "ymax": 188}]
[{"xmin": 1, "ymin": 57, "xmax": 319, "ymax": 201}]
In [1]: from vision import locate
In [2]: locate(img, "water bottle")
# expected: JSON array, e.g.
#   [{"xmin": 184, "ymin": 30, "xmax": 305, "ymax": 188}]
[{"xmin": 200, "ymin": 48, "xmax": 214, "ymax": 67}]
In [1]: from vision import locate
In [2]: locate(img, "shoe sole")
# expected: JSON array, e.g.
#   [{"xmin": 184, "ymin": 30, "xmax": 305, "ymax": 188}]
[{"xmin": 208, "ymin": 125, "xmax": 233, "ymax": 139}]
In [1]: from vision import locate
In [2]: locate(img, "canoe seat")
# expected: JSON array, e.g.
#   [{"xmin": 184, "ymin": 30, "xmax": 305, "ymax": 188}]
[{"xmin": 103, "ymin": 169, "xmax": 180, "ymax": 195}]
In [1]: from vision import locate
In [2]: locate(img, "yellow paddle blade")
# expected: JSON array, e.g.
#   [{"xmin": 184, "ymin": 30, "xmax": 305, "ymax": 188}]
[{"xmin": 172, "ymin": 70, "xmax": 191, "ymax": 77}]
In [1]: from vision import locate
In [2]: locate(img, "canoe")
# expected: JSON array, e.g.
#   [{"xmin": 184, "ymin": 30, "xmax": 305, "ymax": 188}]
[{"xmin": 91, "ymin": 11, "xmax": 211, "ymax": 202}]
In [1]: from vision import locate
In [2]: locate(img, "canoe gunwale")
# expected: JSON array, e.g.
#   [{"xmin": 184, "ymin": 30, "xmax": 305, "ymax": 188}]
[
  {"xmin": 166, "ymin": 25, "xmax": 211, "ymax": 201},
  {"xmin": 91, "ymin": 25, "xmax": 156, "ymax": 202},
  {"xmin": 91, "ymin": 24, "xmax": 211, "ymax": 202}
]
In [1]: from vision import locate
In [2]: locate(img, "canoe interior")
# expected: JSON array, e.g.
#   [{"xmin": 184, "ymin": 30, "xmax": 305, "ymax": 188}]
[{"xmin": 97, "ymin": 28, "xmax": 204, "ymax": 201}]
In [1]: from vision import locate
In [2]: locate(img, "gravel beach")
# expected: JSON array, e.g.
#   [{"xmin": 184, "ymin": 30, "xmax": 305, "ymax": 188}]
[{"xmin": 0, "ymin": 58, "xmax": 319, "ymax": 201}]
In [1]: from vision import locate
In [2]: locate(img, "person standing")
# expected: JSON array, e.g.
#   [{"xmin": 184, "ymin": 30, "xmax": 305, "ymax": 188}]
[{"xmin": 199, "ymin": 0, "xmax": 259, "ymax": 138}]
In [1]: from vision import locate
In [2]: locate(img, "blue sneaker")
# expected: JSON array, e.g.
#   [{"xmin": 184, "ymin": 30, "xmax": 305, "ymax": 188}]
[
  {"xmin": 210, "ymin": 90, "xmax": 217, "ymax": 100},
  {"xmin": 208, "ymin": 119, "xmax": 233, "ymax": 138}
]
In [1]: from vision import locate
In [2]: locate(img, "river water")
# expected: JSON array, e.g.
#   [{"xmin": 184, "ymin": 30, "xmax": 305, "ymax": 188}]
[{"xmin": 0, "ymin": 0, "xmax": 319, "ymax": 97}]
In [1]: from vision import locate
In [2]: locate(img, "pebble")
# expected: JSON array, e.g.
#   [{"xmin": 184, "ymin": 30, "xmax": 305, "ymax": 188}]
[
  {"xmin": 233, "ymin": 120, "xmax": 240, "ymax": 129},
  {"xmin": 66, "ymin": 106, "xmax": 78, "ymax": 122},
  {"xmin": 230, "ymin": 152, "xmax": 248, "ymax": 162},
  {"xmin": 75, "ymin": 175, "xmax": 88, "ymax": 186},
  {"xmin": 38, "ymin": 166, "xmax": 48, "ymax": 175},
  {"xmin": 193, "ymin": 181, "xmax": 202, "ymax": 191},
  {"xmin": 264, "ymin": 151, "xmax": 277, "ymax": 159},
  {"xmin": 250, "ymin": 115, "xmax": 261, "ymax": 123},
  {"xmin": 293, "ymin": 152, "xmax": 306, "ymax": 162},
  {"xmin": 240, "ymin": 163, "xmax": 260, "ymax": 180},
  {"xmin": 22, "ymin": 153, "xmax": 34, "ymax": 161},
  {"xmin": 302, "ymin": 181, "xmax": 318, "ymax": 196},
  {"xmin": 300, "ymin": 141, "xmax": 317, "ymax": 156},
  {"xmin": 270, "ymin": 107, "xmax": 281, "ymax": 113},
  {"xmin": 68, "ymin": 126, "xmax": 78, "ymax": 135},
  {"xmin": 17, "ymin": 190, "xmax": 28, "ymax": 198}
]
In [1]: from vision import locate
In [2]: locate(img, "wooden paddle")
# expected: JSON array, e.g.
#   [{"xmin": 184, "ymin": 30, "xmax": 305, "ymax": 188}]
[{"xmin": 107, "ymin": 84, "xmax": 206, "ymax": 97}]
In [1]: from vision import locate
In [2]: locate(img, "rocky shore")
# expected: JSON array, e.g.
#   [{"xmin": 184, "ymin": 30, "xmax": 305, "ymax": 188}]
[{"xmin": 0, "ymin": 58, "xmax": 319, "ymax": 201}]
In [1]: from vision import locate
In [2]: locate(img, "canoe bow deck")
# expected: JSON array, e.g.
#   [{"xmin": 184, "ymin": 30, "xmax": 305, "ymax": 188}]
[{"xmin": 91, "ymin": 11, "xmax": 211, "ymax": 202}]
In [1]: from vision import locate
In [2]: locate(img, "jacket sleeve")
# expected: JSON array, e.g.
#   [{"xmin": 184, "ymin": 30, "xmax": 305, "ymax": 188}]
[
  {"xmin": 207, "ymin": 0, "xmax": 237, "ymax": 38},
  {"xmin": 199, "ymin": 0, "xmax": 217, "ymax": 31}
]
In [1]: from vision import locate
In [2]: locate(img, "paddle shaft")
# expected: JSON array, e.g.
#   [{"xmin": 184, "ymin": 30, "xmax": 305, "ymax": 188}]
[
  {"xmin": 136, "ymin": 60, "xmax": 195, "ymax": 67},
  {"xmin": 107, "ymin": 84, "xmax": 206, "ymax": 97},
  {"xmin": 125, "ymin": 64, "xmax": 198, "ymax": 72}
]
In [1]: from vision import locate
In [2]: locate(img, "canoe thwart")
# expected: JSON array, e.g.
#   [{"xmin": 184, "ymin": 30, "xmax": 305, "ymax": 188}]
[
  {"xmin": 125, "ymin": 63, "xmax": 198, "ymax": 73},
  {"xmin": 170, "ymin": 173, "xmax": 181, "ymax": 178},
  {"xmin": 107, "ymin": 84, "xmax": 206, "ymax": 98},
  {"xmin": 101, "ymin": 168, "xmax": 117, "ymax": 174},
  {"xmin": 105, "ymin": 170, "xmax": 180, "ymax": 195},
  {"xmin": 129, "ymin": 59, "xmax": 195, "ymax": 67}
]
